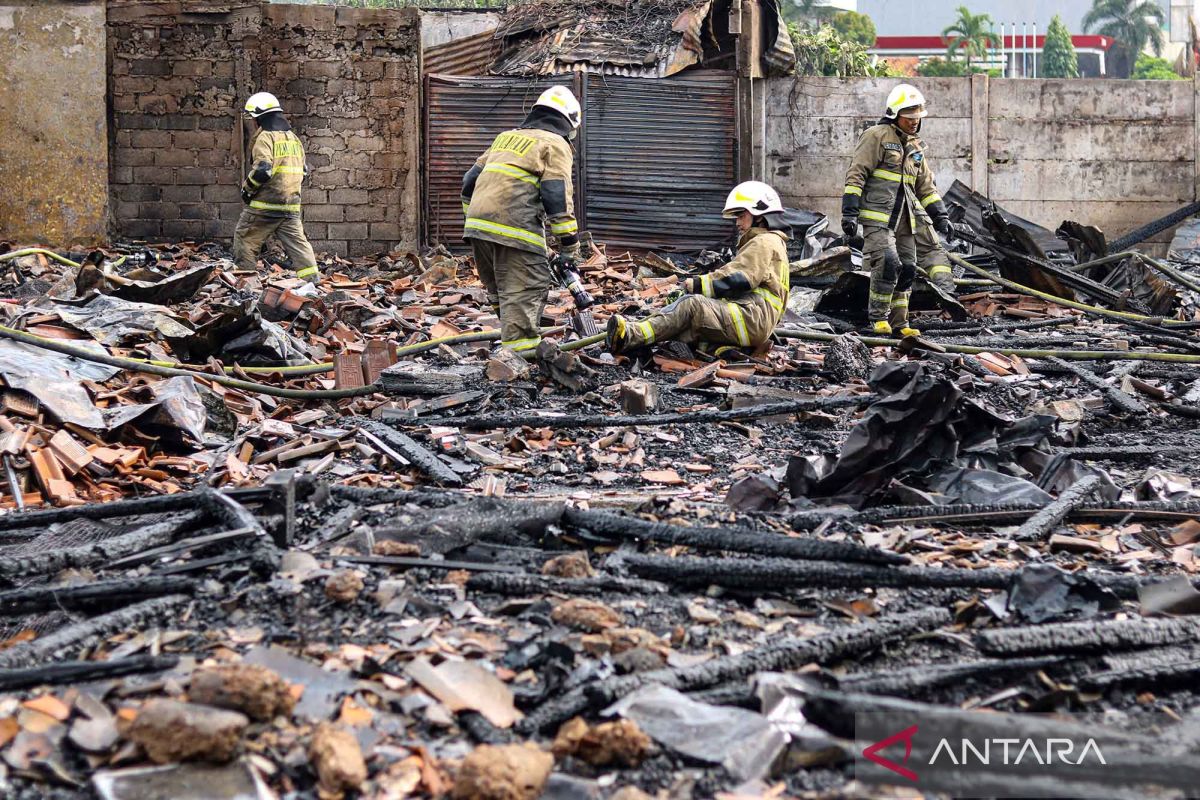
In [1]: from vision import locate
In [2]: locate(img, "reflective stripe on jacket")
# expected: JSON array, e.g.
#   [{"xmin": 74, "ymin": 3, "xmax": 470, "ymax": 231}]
[
  {"xmin": 462, "ymin": 127, "xmax": 577, "ymax": 255},
  {"xmin": 843, "ymin": 123, "xmax": 940, "ymax": 231},
  {"xmin": 243, "ymin": 130, "xmax": 306, "ymax": 217},
  {"xmin": 687, "ymin": 227, "xmax": 791, "ymax": 344}
]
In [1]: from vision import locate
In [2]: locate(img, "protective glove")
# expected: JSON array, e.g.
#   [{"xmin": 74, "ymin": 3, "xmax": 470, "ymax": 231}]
[
  {"xmin": 240, "ymin": 187, "xmax": 253, "ymax": 205},
  {"xmin": 560, "ymin": 241, "xmax": 582, "ymax": 266},
  {"xmin": 933, "ymin": 216, "xmax": 953, "ymax": 236},
  {"xmin": 841, "ymin": 216, "xmax": 859, "ymax": 239}
]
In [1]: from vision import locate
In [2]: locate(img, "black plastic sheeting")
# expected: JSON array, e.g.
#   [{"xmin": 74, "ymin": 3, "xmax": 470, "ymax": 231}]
[
  {"xmin": 944, "ymin": 179, "xmax": 1069, "ymax": 257},
  {"xmin": 785, "ymin": 362, "xmax": 1058, "ymax": 508}
]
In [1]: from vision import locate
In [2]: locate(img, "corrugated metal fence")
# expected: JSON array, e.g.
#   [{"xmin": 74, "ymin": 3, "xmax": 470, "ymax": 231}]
[{"xmin": 424, "ymin": 70, "xmax": 736, "ymax": 253}]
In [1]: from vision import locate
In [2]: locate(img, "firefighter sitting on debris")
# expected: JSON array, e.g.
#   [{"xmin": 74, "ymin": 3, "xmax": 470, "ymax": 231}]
[
  {"xmin": 461, "ymin": 85, "xmax": 583, "ymax": 354},
  {"xmin": 841, "ymin": 83, "xmax": 969, "ymax": 337},
  {"xmin": 233, "ymin": 92, "xmax": 320, "ymax": 284},
  {"xmin": 606, "ymin": 181, "xmax": 791, "ymax": 356}
]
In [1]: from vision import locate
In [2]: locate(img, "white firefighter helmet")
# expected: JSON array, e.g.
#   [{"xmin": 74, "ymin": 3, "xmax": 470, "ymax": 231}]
[
  {"xmin": 244, "ymin": 92, "xmax": 281, "ymax": 119},
  {"xmin": 723, "ymin": 181, "xmax": 783, "ymax": 219},
  {"xmin": 534, "ymin": 85, "xmax": 582, "ymax": 129},
  {"xmin": 884, "ymin": 84, "xmax": 927, "ymax": 119}
]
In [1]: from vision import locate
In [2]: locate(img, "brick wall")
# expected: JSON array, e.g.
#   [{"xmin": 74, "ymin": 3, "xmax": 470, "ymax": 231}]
[
  {"xmin": 261, "ymin": 4, "xmax": 420, "ymax": 257},
  {"xmin": 106, "ymin": 0, "xmax": 420, "ymax": 257}
]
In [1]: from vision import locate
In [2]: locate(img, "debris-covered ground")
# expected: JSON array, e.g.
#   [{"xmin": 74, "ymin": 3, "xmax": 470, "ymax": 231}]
[{"xmin": 6, "ymin": 191, "xmax": 1200, "ymax": 798}]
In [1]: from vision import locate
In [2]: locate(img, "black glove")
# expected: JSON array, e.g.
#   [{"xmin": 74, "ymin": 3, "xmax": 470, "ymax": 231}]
[
  {"xmin": 560, "ymin": 241, "xmax": 582, "ymax": 266},
  {"xmin": 240, "ymin": 187, "xmax": 253, "ymax": 205},
  {"xmin": 841, "ymin": 216, "xmax": 859, "ymax": 238},
  {"xmin": 933, "ymin": 216, "xmax": 953, "ymax": 236}
]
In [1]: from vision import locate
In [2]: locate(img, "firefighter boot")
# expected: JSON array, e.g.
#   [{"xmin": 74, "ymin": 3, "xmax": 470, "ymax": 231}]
[{"xmin": 888, "ymin": 291, "xmax": 920, "ymax": 337}]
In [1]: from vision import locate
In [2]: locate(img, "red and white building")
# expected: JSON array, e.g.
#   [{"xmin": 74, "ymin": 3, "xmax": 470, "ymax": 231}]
[{"xmin": 870, "ymin": 34, "xmax": 1116, "ymax": 77}]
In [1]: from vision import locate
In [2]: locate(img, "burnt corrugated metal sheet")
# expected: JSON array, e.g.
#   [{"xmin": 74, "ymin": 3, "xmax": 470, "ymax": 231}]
[
  {"xmin": 424, "ymin": 74, "xmax": 575, "ymax": 252},
  {"xmin": 423, "ymin": 28, "xmax": 501, "ymax": 76},
  {"xmin": 582, "ymin": 71, "xmax": 736, "ymax": 252}
]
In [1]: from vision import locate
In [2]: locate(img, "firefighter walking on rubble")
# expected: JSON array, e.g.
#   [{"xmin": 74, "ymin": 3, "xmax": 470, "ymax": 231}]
[
  {"xmin": 233, "ymin": 92, "xmax": 320, "ymax": 284},
  {"xmin": 606, "ymin": 181, "xmax": 791, "ymax": 356},
  {"xmin": 841, "ymin": 84, "xmax": 968, "ymax": 336},
  {"xmin": 461, "ymin": 86, "xmax": 583, "ymax": 353}
]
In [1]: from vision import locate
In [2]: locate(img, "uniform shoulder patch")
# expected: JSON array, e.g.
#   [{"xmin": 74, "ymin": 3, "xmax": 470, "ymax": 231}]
[{"xmin": 882, "ymin": 142, "xmax": 903, "ymax": 152}]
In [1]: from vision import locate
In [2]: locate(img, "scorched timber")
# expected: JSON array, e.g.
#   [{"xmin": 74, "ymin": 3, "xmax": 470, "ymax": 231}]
[
  {"xmin": 467, "ymin": 572, "xmax": 671, "ymax": 597},
  {"xmin": 564, "ymin": 508, "xmax": 907, "ymax": 565},
  {"xmin": 0, "ymin": 654, "xmax": 179, "ymax": 691},
  {"xmin": 0, "ymin": 595, "xmax": 192, "ymax": 668},
  {"xmin": 976, "ymin": 616, "xmax": 1200, "ymax": 657},
  {"xmin": 0, "ymin": 512, "xmax": 204, "ymax": 582},
  {"xmin": 621, "ymin": 553, "xmax": 1167, "ymax": 599},
  {"xmin": 1012, "ymin": 475, "xmax": 1103, "ymax": 541},
  {"xmin": 1046, "ymin": 357, "xmax": 1148, "ymax": 415},
  {"xmin": 518, "ymin": 607, "xmax": 949, "ymax": 733},
  {"xmin": 841, "ymin": 656, "xmax": 1065, "ymax": 697},
  {"xmin": 0, "ymin": 575, "xmax": 196, "ymax": 616},
  {"xmin": 356, "ymin": 417, "xmax": 463, "ymax": 486},
  {"xmin": 414, "ymin": 395, "xmax": 875, "ymax": 430}
]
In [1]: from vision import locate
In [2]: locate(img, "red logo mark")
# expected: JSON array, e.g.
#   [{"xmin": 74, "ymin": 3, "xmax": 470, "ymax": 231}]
[{"xmin": 863, "ymin": 724, "xmax": 919, "ymax": 782}]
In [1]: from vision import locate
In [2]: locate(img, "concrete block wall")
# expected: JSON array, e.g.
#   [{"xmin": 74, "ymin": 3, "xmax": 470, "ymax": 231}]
[
  {"xmin": 107, "ymin": 0, "xmax": 420, "ymax": 257},
  {"xmin": 0, "ymin": 1, "xmax": 109, "ymax": 246},
  {"xmin": 764, "ymin": 76, "xmax": 1198, "ymax": 254}
]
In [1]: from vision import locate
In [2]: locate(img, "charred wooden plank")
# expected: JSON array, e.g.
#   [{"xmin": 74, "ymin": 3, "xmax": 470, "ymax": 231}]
[
  {"xmin": 413, "ymin": 395, "xmax": 875, "ymax": 431},
  {"xmin": 620, "ymin": 553, "xmax": 1158, "ymax": 600},
  {"xmin": 0, "ymin": 595, "xmax": 192, "ymax": 668},
  {"xmin": 565, "ymin": 508, "xmax": 907, "ymax": 565},
  {"xmin": 0, "ymin": 576, "xmax": 195, "ymax": 616},
  {"xmin": 1046, "ymin": 357, "xmax": 1148, "ymax": 415},
  {"xmin": 355, "ymin": 417, "xmax": 463, "ymax": 486},
  {"xmin": 976, "ymin": 617, "xmax": 1200, "ymax": 657},
  {"xmin": 467, "ymin": 572, "xmax": 670, "ymax": 597},
  {"xmin": 0, "ymin": 512, "xmax": 203, "ymax": 582},
  {"xmin": 517, "ymin": 607, "xmax": 948, "ymax": 733},
  {"xmin": 1012, "ymin": 475, "xmax": 1102, "ymax": 541},
  {"xmin": 0, "ymin": 654, "xmax": 178, "ymax": 691},
  {"xmin": 841, "ymin": 656, "xmax": 1065, "ymax": 697}
]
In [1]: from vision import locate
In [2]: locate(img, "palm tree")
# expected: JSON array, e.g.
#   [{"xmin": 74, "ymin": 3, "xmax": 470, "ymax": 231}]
[
  {"xmin": 942, "ymin": 6, "xmax": 997, "ymax": 71},
  {"xmin": 1083, "ymin": 0, "xmax": 1167, "ymax": 78}
]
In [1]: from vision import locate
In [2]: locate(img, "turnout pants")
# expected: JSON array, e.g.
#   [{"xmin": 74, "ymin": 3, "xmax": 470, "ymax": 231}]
[
  {"xmin": 470, "ymin": 239, "xmax": 551, "ymax": 352},
  {"xmin": 623, "ymin": 295, "xmax": 771, "ymax": 351},
  {"xmin": 864, "ymin": 216, "xmax": 952, "ymax": 326},
  {"xmin": 232, "ymin": 210, "xmax": 317, "ymax": 274}
]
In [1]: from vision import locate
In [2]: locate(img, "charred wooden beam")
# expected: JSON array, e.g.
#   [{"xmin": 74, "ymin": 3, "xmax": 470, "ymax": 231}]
[
  {"xmin": 0, "ymin": 512, "xmax": 204, "ymax": 582},
  {"xmin": 0, "ymin": 575, "xmax": 195, "ymax": 616},
  {"xmin": 467, "ymin": 572, "xmax": 670, "ymax": 596},
  {"xmin": 0, "ymin": 654, "xmax": 179, "ymax": 692},
  {"xmin": 621, "ymin": 553, "xmax": 1159, "ymax": 600},
  {"xmin": 1012, "ymin": 475, "xmax": 1102, "ymax": 541},
  {"xmin": 1045, "ymin": 357, "xmax": 1148, "ymax": 415},
  {"xmin": 517, "ymin": 607, "xmax": 948, "ymax": 733},
  {"xmin": 976, "ymin": 617, "xmax": 1200, "ymax": 657},
  {"xmin": 1078, "ymin": 646, "xmax": 1200, "ymax": 690},
  {"xmin": 0, "ymin": 486, "xmax": 279, "ymax": 533},
  {"xmin": 0, "ymin": 594, "xmax": 192, "ymax": 668},
  {"xmin": 841, "ymin": 656, "xmax": 1065, "ymax": 697},
  {"xmin": 339, "ymin": 555, "xmax": 523, "ymax": 573},
  {"xmin": 564, "ymin": 508, "xmax": 906, "ymax": 565},
  {"xmin": 356, "ymin": 417, "xmax": 463, "ymax": 486},
  {"xmin": 413, "ymin": 395, "xmax": 875, "ymax": 431}
]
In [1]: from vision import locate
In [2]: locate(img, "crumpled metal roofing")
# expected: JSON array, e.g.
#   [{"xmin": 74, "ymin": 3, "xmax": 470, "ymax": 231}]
[{"xmin": 485, "ymin": 0, "xmax": 795, "ymax": 79}]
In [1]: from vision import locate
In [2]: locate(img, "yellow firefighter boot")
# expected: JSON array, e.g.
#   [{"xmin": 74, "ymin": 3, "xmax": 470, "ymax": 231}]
[{"xmin": 871, "ymin": 320, "xmax": 892, "ymax": 336}]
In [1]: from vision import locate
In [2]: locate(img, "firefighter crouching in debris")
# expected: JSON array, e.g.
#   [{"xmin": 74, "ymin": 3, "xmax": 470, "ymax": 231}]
[
  {"xmin": 606, "ymin": 181, "xmax": 791, "ymax": 355},
  {"xmin": 233, "ymin": 92, "xmax": 320, "ymax": 284},
  {"xmin": 461, "ymin": 86, "xmax": 583, "ymax": 353},
  {"xmin": 841, "ymin": 83, "xmax": 969, "ymax": 336}
]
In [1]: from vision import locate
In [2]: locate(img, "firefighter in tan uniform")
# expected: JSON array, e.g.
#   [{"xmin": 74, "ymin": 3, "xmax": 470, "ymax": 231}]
[
  {"xmin": 841, "ymin": 84, "xmax": 968, "ymax": 336},
  {"xmin": 461, "ymin": 86, "xmax": 582, "ymax": 353},
  {"xmin": 606, "ymin": 181, "xmax": 791, "ymax": 355},
  {"xmin": 233, "ymin": 92, "xmax": 319, "ymax": 283}
]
